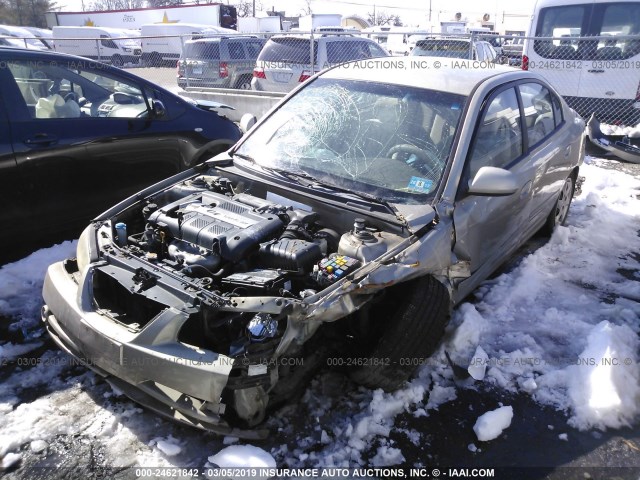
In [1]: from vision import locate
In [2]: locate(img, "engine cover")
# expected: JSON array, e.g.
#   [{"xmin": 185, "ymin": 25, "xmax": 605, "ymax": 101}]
[{"xmin": 148, "ymin": 191, "xmax": 284, "ymax": 261}]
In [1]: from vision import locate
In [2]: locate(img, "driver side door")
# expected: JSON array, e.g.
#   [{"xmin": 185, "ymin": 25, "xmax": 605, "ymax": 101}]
[{"xmin": 6, "ymin": 56, "xmax": 180, "ymax": 245}]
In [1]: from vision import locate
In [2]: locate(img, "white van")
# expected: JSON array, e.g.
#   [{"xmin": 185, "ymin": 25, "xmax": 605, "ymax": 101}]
[
  {"xmin": 52, "ymin": 26, "xmax": 142, "ymax": 66},
  {"xmin": 140, "ymin": 23, "xmax": 236, "ymax": 67},
  {"xmin": 523, "ymin": 0, "xmax": 640, "ymax": 125}
]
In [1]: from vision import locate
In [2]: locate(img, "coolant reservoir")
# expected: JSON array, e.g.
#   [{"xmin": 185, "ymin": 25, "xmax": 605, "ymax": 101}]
[{"xmin": 338, "ymin": 218, "xmax": 401, "ymax": 262}]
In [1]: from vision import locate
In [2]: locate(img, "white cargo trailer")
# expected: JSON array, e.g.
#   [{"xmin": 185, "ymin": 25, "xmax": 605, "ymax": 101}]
[{"xmin": 46, "ymin": 3, "xmax": 237, "ymax": 30}]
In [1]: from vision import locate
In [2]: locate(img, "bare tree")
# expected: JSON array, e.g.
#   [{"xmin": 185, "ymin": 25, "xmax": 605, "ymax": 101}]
[
  {"xmin": 299, "ymin": 0, "xmax": 311, "ymax": 15},
  {"xmin": 234, "ymin": 0, "xmax": 263, "ymax": 17},
  {"xmin": 1, "ymin": 0, "xmax": 55, "ymax": 26},
  {"xmin": 88, "ymin": 0, "xmax": 144, "ymax": 10},
  {"xmin": 367, "ymin": 10, "xmax": 402, "ymax": 27}
]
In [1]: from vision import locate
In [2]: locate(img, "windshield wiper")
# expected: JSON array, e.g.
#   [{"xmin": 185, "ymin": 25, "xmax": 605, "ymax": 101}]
[{"xmin": 231, "ymin": 152, "xmax": 255, "ymax": 163}]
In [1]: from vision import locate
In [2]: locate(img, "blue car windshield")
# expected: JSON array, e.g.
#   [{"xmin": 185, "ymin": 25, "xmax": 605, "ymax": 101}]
[{"xmin": 236, "ymin": 78, "xmax": 465, "ymax": 205}]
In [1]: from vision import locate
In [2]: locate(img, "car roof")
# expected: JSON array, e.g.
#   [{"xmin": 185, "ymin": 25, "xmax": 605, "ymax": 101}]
[{"xmin": 320, "ymin": 57, "xmax": 534, "ymax": 96}]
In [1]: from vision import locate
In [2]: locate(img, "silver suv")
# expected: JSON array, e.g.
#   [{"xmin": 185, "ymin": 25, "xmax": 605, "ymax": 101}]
[
  {"xmin": 251, "ymin": 35, "xmax": 388, "ymax": 92},
  {"xmin": 177, "ymin": 36, "xmax": 265, "ymax": 90}
]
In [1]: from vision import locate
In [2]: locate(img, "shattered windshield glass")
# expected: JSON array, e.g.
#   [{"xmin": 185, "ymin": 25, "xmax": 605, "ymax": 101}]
[{"xmin": 236, "ymin": 78, "xmax": 465, "ymax": 205}]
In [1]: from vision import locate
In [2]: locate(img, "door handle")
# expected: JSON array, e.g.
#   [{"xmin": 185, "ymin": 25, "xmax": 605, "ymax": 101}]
[
  {"xmin": 564, "ymin": 145, "xmax": 571, "ymax": 158},
  {"xmin": 24, "ymin": 133, "xmax": 58, "ymax": 147}
]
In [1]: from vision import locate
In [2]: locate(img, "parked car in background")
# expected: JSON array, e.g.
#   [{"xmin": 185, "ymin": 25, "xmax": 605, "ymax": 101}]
[
  {"xmin": 141, "ymin": 23, "xmax": 238, "ymax": 67},
  {"xmin": 22, "ymin": 26, "xmax": 54, "ymax": 49},
  {"xmin": 42, "ymin": 58, "xmax": 584, "ymax": 437},
  {"xmin": 0, "ymin": 24, "xmax": 49, "ymax": 50},
  {"xmin": 411, "ymin": 37, "xmax": 498, "ymax": 63},
  {"xmin": 252, "ymin": 35, "xmax": 389, "ymax": 92},
  {"xmin": 0, "ymin": 48, "xmax": 241, "ymax": 263},
  {"xmin": 178, "ymin": 35, "xmax": 265, "ymax": 90},
  {"xmin": 503, "ymin": 36, "xmax": 524, "ymax": 65}
]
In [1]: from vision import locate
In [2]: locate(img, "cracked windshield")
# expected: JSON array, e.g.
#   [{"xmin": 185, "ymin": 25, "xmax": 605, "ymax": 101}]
[{"xmin": 236, "ymin": 78, "xmax": 466, "ymax": 204}]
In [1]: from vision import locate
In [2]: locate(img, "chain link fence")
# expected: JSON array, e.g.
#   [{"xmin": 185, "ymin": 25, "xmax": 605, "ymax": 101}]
[{"xmin": 4, "ymin": 30, "xmax": 640, "ymax": 126}]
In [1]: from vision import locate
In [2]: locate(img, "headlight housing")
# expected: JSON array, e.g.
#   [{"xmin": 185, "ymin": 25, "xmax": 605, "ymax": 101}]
[{"xmin": 76, "ymin": 225, "xmax": 97, "ymax": 272}]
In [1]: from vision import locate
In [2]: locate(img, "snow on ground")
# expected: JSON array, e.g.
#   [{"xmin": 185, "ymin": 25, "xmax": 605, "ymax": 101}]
[
  {"xmin": 599, "ymin": 122, "xmax": 640, "ymax": 138},
  {"xmin": 473, "ymin": 406, "xmax": 514, "ymax": 441},
  {"xmin": 0, "ymin": 158, "xmax": 638, "ymax": 471}
]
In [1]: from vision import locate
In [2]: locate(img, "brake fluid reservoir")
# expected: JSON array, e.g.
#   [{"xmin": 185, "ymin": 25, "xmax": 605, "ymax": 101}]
[{"xmin": 338, "ymin": 218, "xmax": 399, "ymax": 263}]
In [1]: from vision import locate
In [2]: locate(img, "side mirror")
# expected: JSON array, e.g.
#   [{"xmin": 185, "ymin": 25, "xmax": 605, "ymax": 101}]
[
  {"xmin": 240, "ymin": 113, "xmax": 257, "ymax": 134},
  {"xmin": 152, "ymin": 99, "xmax": 166, "ymax": 118},
  {"xmin": 468, "ymin": 166, "xmax": 519, "ymax": 196}
]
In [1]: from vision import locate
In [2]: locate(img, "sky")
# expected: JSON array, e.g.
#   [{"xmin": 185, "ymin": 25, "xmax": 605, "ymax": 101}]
[{"xmin": 55, "ymin": 0, "xmax": 537, "ymax": 30}]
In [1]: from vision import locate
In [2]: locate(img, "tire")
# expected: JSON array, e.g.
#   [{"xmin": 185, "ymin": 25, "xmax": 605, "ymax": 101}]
[
  {"xmin": 349, "ymin": 275, "xmax": 450, "ymax": 391},
  {"xmin": 111, "ymin": 54, "xmax": 124, "ymax": 68},
  {"xmin": 544, "ymin": 174, "xmax": 575, "ymax": 234},
  {"xmin": 235, "ymin": 75, "xmax": 252, "ymax": 90},
  {"xmin": 149, "ymin": 52, "xmax": 162, "ymax": 68}
]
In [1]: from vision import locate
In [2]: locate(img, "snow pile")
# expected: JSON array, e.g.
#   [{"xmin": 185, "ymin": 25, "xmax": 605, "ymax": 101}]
[
  {"xmin": 473, "ymin": 406, "xmax": 514, "ymax": 441},
  {"xmin": 207, "ymin": 445, "xmax": 276, "ymax": 479},
  {"xmin": 0, "ymin": 241, "xmax": 76, "ymax": 319},
  {"xmin": 428, "ymin": 159, "xmax": 640, "ymax": 431},
  {"xmin": 568, "ymin": 321, "xmax": 640, "ymax": 430}
]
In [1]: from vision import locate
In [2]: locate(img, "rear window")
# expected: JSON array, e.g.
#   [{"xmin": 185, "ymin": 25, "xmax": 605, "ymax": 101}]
[
  {"xmin": 325, "ymin": 41, "xmax": 375, "ymax": 64},
  {"xmin": 534, "ymin": 3, "xmax": 640, "ymax": 60},
  {"xmin": 413, "ymin": 40, "xmax": 470, "ymax": 58},
  {"xmin": 184, "ymin": 42, "xmax": 220, "ymax": 60},
  {"xmin": 258, "ymin": 37, "xmax": 317, "ymax": 65}
]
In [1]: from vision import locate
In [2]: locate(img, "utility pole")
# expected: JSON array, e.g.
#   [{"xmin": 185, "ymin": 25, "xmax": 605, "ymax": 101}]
[
  {"xmin": 253, "ymin": 0, "xmax": 255, "ymax": 16},
  {"xmin": 429, "ymin": 0, "xmax": 432, "ymax": 22}
]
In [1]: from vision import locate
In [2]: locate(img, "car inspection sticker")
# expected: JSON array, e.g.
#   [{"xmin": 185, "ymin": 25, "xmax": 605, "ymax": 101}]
[{"xmin": 407, "ymin": 176, "xmax": 433, "ymax": 193}]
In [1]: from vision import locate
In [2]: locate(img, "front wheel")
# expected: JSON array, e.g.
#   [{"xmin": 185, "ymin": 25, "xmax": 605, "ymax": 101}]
[
  {"xmin": 544, "ymin": 174, "xmax": 575, "ymax": 233},
  {"xmin": 349, "ymin": 275, "xmax": 450, "ymax": 391},
  {"xmin": 111, "ymin": 54, "xmax": 124, "ymax": 68}
]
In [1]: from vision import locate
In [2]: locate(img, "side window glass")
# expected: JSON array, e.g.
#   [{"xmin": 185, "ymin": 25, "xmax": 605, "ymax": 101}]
[
  {"xmin": 246, "ymin": 41, "xmax": 263, "ymax": 57},
  {"xmin": 100, "ymin": 35, "xmax": 118, "ymax": 49},
  {"xmin": 467, "ymin": 88, "xmax": 523, "ymax": 180},
  {"xmin": 6, "ymin": 59, "xmax": 148, "ymax": 119},
  {"xmin": 518, "ymin": 82, "xmax": 556, "ymax": 147},
  {"xmin": 228, "ymin": 42, "xmax": 245, "ymax": 60},
  {"xmin": 552, "ymin": 93, "xmax": 563, "ymax": 128}
]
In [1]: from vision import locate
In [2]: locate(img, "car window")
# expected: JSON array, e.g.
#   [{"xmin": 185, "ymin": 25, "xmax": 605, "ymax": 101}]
[
  {"xmin": 8, "ymin": 59, "xmax": 149, "ymax": 119},
  {"xmin": 518, "ymin": 83, "xmax": 557, "ymax": 147},
  {"xmin": 551, "ymin": 93, "xmax": 563, "ymax": 128},
  {"xmin": 325, "ymin": 41, "xmax": 375, "ymax": 64},
  {"xmin": 412, "ymin": 40, "xmax": 469, "ymax": 58},
  {"xmin": 228, "ymin": 41, "xmax": 245, "ymax": 60},
  {"xmin": 245, "ymin": 40, "xmax": 264, "ymax": 57},
  {"xmin": 467, "ymin": 87, "xmax": 523, "ymax": 180},
  {"xmin": 534, "ymin": 5, "xmax": 587, "ymax": 59},
  {"xmin": 593, "ymin": 3, "xmax": 640, "ymax": 60},
  {"xmin": 100, "ymin": 35, "xmax": 118, "ymax": 49},
  {"xmin": 258, "ymin": 37, "xmax": 317, "ymax": 65},
  {"xmin": 185, "ymin": 42, "xmax": 220, "ymax": 59}
]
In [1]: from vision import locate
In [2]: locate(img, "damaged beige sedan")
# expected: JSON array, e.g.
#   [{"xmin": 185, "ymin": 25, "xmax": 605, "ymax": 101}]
[{"xmin": 42, "ymin": 59, "xmax": 585, "ymax": 438}]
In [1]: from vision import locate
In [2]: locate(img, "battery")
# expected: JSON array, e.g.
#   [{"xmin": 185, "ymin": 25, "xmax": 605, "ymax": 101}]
[{"xmin": 221, "ymin": 269, "xmax": 289, "ymax": 293}]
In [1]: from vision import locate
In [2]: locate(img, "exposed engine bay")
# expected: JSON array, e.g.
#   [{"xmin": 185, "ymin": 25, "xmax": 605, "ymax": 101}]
[{"xmin": 83, "ymin": 170, "xmax": 410, "ymax": 429}]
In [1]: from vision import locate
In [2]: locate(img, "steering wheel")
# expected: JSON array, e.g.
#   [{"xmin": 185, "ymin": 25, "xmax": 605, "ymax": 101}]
[{"xmin": 385, "ymin": 143, "xmax": 442, "ymax": 177}]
